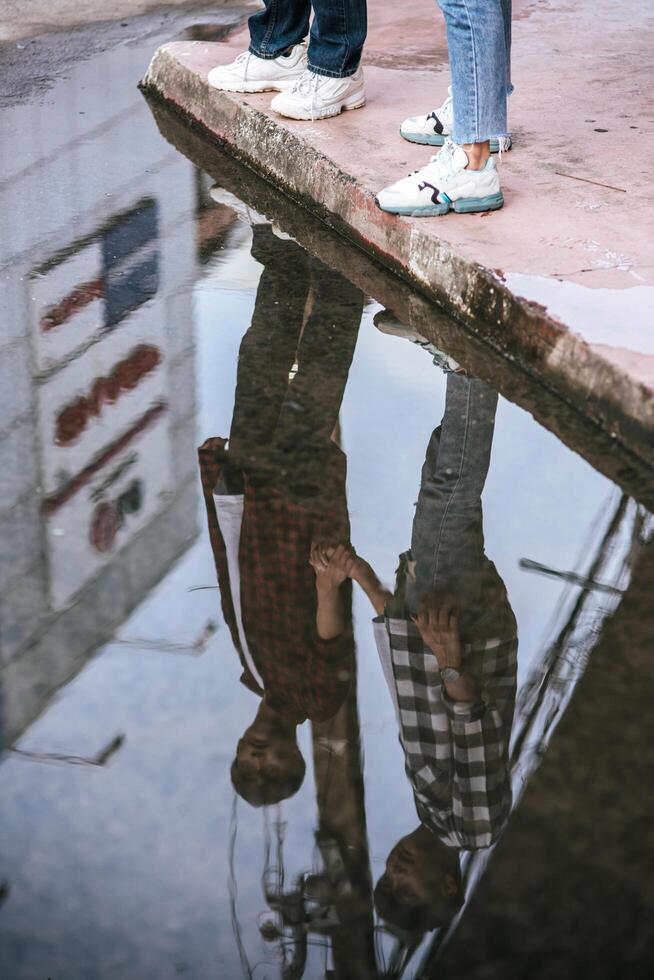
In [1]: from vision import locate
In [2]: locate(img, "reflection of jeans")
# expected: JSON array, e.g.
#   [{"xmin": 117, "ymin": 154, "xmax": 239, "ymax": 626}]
[
  {"xmin": 249, "ymin": 0, "xmax": 367, "ymax": 78},
  {"xmin": 406, "ymin": 374, "xmax": 498, "ymax": 621},
  {"xmin": 437, "ymin": 0, "xmax": 512, "ymax": 143},
  {"xmin": 227, "ymin": 226, "xmax": 362, "ymax": 497}
]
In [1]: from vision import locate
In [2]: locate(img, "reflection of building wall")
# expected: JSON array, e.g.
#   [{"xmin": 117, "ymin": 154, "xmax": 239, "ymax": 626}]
[{"xmin": 0, "ymin": 43, "xmax": 199, "ymax": 745}]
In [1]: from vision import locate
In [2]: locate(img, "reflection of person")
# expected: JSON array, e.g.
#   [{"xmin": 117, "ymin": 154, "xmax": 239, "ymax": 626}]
[
  {"xmin": 199, "ymin": 224, "xmax": 363, "ymax": 807},
  {"xmin": 348, "ymin": 373, "xmax": 518, "ymax": 932}
]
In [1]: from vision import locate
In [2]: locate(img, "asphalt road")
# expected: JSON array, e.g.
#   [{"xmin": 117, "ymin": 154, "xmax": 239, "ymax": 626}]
[
  {"xmin": 0, "ymin": 1, "xmax": 228, "ymax": 42},
  {"xmin": 0, "ymin": 1, "xmax": 255, "ymax": 107}
]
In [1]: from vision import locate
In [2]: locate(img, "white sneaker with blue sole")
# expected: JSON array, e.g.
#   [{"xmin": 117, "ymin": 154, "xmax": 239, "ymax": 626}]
[
  {"xmin": 376, "ymin": 139, "xmax": 504, "ymax": 217},
  {"xmin": 400, "ymin": 87, "xmax": 512, "ymax": 154},
  {"xmin": 373, "ymin": 310, "xmax": 461, "ymax": 373}
]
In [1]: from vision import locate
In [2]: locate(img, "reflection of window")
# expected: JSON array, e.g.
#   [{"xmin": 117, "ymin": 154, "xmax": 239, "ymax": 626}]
[
  {"xmin": 104, "ymin": 198, "xmax": 159, "ymax": 327},
  {"xmin": 31, "ymin": 197, "xmax": 160, "ymax": 369}
]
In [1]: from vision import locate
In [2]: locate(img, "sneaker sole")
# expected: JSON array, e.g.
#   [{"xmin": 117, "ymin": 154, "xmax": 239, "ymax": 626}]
[
  {"xmin": 400, "ymin": 130, "xmax": 512, "ymax": 154},
  {"xmin": 375, "ymin": 191, "xmax": 504, "ymax": 217},
  {"xmin": 273, "ymin": 91, "xmax": 366, "ymax": 121},
  {"xmin": 207, "ymin": 77, "xmax": 299, "ymax": 94}
]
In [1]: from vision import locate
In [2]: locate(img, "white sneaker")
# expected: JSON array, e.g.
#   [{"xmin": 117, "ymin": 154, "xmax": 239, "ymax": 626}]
[
  {"xmin": 209, "ymin": 186, "xmax": 268, "ymax": 225},
  {"xmin": 209, "ymin": 186, "xmax": 294, "ymax": 241},
  {"xmin": 270, "ymin": 68, "xmax": 365, "ymax": 120},
  {"xmin": 207, "ymin": 44, "xmax": 307, "ymax": 93},
  {"xmin": 376, "ymin": 139, "xmax": 504, "ymax": 217},
  {"xmin": 373, "ymin": 309, "xmax": 461, "ymax": 373},
  {"xmin": 400, "ymin": 87, "xmax": 512, "ymax": 154}
]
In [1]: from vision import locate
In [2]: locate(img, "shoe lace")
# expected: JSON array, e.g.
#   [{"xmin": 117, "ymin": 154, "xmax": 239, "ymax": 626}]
[
  {"xmin": 438, "ymin": 91, "xmax": 453, "ymax": 122},
  {"xmin": 234, "ymin": 50, "xmax": 252, "ymax": 82},
  {"xmin": 291, "ymin": 69, "xmax": 322, "ymax": 121},
  {"xmin": 423, "ymin": 138, "xmax": 459, "ymax": 181}
]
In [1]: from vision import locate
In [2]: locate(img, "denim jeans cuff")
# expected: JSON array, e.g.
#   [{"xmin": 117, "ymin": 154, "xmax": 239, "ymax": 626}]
[
  {"xmin": 452, "ymin": 132, "xmax": 511, "ymax": 145},
  {"xmin": 307, "ymin": 62, "xmax": 359, "ymax": 79},
  {"xmin": 248, "ymin": 43, "xmax": 284, "ymax": 61}
]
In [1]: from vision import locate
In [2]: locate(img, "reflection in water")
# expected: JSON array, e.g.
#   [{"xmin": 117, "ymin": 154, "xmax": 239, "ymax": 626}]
[
  {"xmin": 198, "ymin": 216, "xmax": 375, "ymax": 976},
  {"xmin": 1, "ymin": 23, "xmax": 653, "ymax": 976},
  {"xmin": 353, "ymin": 374, "xmax": 517, "ymax": 941},
  {"xmin": 190, "ymin": 188, "xmax": 651, "ymax": 977},
  {"xmin": 200, "ymin": 223, "xmax": 361, "ymax": 797}
]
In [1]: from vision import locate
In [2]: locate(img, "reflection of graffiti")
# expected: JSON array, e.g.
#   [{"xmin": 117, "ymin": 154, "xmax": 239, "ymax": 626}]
[
  {"xmin": 43, "ymin": 402, "xmax": 166, "ymax": 517},
  {"xmin": 89, "ymin": 479, "xmax": 143, "ymax": 553},
  {"xmin": 29, "ymin": 198, "xmax": 160, "ymax": 377},
  {"xmin": 40, "ymin": 278, "xmax": 104, "ymax": 332},
  {"xmin": 55, "ymin": 344, "xmax": 161, "ymax": 446},
  {"xmin": 103, "ymin": 199, "xmax": 159, "ymax": 328}
]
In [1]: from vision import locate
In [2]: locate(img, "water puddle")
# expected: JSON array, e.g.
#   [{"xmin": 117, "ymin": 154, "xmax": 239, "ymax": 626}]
[{"xmin": 1, "ymin": 15, "xmax": 653, "ymax": 980}]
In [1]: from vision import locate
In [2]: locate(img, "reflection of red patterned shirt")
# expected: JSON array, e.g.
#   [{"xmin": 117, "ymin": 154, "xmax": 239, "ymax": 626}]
[{"xmin": 198, "ymin": 438, "xmax": 353, "ymax": 723}]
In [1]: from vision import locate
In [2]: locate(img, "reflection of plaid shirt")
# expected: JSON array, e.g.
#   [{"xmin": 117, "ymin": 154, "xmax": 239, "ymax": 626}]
[
  {"xmin": 199, "ymin": 437, "xmax": 354, "ymax": 724},
  {"xmin": 374, "ymin": 613, "xmax": 517, "ymax": 850}
]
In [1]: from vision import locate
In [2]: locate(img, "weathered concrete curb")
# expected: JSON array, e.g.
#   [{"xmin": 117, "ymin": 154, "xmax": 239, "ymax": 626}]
[{"xmin": 142, "ymin": 42, "xmax": 654, "ymax": 466}]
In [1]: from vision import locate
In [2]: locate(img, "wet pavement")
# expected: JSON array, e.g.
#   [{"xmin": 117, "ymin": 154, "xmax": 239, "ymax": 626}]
[{"xmin": 1, "ymin": 9, "xmax": 653, "ymax": 980}]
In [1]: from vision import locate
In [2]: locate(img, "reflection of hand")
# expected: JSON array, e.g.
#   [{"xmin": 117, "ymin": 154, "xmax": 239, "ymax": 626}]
[
  {"xmin": 310, "ymin": 542, "xmax": 357, "ymax": 591},
  {"xmin": 411, "ymin": 593, "xmax": 462, "ymax": 669}
]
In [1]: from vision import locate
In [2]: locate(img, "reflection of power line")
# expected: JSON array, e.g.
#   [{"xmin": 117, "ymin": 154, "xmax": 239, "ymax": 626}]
[
  {"xmin": 107, "ymin": 621, "xmax": 218, "ymax": 656},
  {"xmin": 519, "ymin": 557, "xmax": 623, "ymax": 596},
  {"xmin": 511, "ymin": 493, "xmax": 635, "ymax": 767},
  {"xmin": 9, "ymin": 733, "xmax": 125, "ymax": 768},
  {"xmin": 417, "ymin": 492, "xmax": 647, "ymax": 977},
  {"xmin": 228, "ymin": 796, "xmax": 255, "ymax": 980}
]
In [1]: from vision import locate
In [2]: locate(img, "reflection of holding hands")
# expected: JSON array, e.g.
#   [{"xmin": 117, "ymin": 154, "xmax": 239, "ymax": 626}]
[
  {"xmin": 310, "ymin": 542, "xmax": 356, "ymax": 641},
  {"xmin": 412, "ymin": 592, "xmax": 481, "ymax": 704},
  {"xmin": 411, "ymin": 594, "xmax": 462, "ymax": 670},
  {"xmin": 310, "ymin": 542, "xmax": 357, "ymax": 592}
]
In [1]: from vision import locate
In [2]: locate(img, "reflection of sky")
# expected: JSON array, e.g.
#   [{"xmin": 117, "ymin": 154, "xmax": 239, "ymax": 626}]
[{"xmin": 0, "ymin": 233, "xmax": 622, "ymax": 979}]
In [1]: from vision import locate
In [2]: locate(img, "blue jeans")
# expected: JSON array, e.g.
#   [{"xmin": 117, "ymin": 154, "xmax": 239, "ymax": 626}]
[
  {"xmin": 406, "ymin": 374, "xmax": 498, "ymax": 624},
  {"xmin": 436, "ymin": 0, "xmax": 512, "ymax": 143},
  {"xmin": 249, "ymin": 0, "xmax": 367, "ymax": 78}
]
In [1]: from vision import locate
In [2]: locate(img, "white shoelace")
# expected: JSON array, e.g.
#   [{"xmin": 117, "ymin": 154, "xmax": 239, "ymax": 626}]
[
  {"xmin": 291, "ymin": 69, "xmax": 322, "ymax": 121},
  {"xmin": 233, "ymin": 50, "xmax": 252, "ymax": 82},
  {"xmin": 437, "ymin": 91, "xmax": 453, "ymax": 124},
  {"xmin": 421, "ymin": 138, "xmax": 460, "ymax": 182}
]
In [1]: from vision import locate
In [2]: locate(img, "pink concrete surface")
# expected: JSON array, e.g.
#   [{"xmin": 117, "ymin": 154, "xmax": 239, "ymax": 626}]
[
  {"xmin": 224, "ymin": 0, "xmax": 653, "ymax": 277},
  {"xmin": 146, "ymin": 0, "xmax": 654, "ymax": 398}
]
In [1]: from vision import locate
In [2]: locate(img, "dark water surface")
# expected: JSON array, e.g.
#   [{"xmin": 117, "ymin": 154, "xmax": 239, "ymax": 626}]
[{"xmin": 1, "ymin": 14, "xmax": 653, "ymax": 980}]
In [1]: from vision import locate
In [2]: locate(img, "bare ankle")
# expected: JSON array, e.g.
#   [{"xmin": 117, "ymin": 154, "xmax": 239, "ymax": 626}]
[{"xmin": 462, "ymin": 141, "xmax": 491, "ymax": 170}]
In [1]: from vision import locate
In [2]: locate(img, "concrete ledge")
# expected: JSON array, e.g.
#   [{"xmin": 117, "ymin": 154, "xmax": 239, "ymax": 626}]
[{"xmin": 141, "ymin": 17, "xmax": 653, "ymax": 466}]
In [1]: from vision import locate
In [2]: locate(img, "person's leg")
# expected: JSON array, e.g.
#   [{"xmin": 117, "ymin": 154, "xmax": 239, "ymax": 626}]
[
  {"xmin": 278, "ymin": 260, "xmax": 362, "ymax": 442},
  {"xmin": 307, "ymin": 0, "xmax": 367, "ymax": 78},
  {"xmin": 248, "ymin": 0, "xmax": 311, "ymax": 59},
  {"xmin": 376, "ymin": 0, "xmax": 509, "ymax": 215},
  {"xmin": 275, "ymin": 258, "xmax": 363, "ymax": 495},
  {"xmin": 500, "ymin": 0, "xmax": 513, "ymax": 95},
  {"xmin": 269, "ymin": 1, "xmax": 367, "ymax": 120},
  {"xmin": 436, "ymin": 0, "xmax": 510, "ymax": 168},
  {"xmin": 407, "ymin": 375, "xmax": 498, "ymax": 615},
  {"xmin": 228, "ymin": 228, "xmax": 311, "ymax": 467},
  {"xmin": 208, "ymin": 1, "xmax": 309, "ymax": 93}
]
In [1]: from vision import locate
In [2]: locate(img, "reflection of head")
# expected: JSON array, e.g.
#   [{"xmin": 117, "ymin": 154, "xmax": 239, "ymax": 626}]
[
  {"xmin": 231, "ymin": 731, "xmax": 306, "ymax": 807},
  {"xmin": 375, "ymin": 827, "xmax": 464, "ymax": 934}
]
